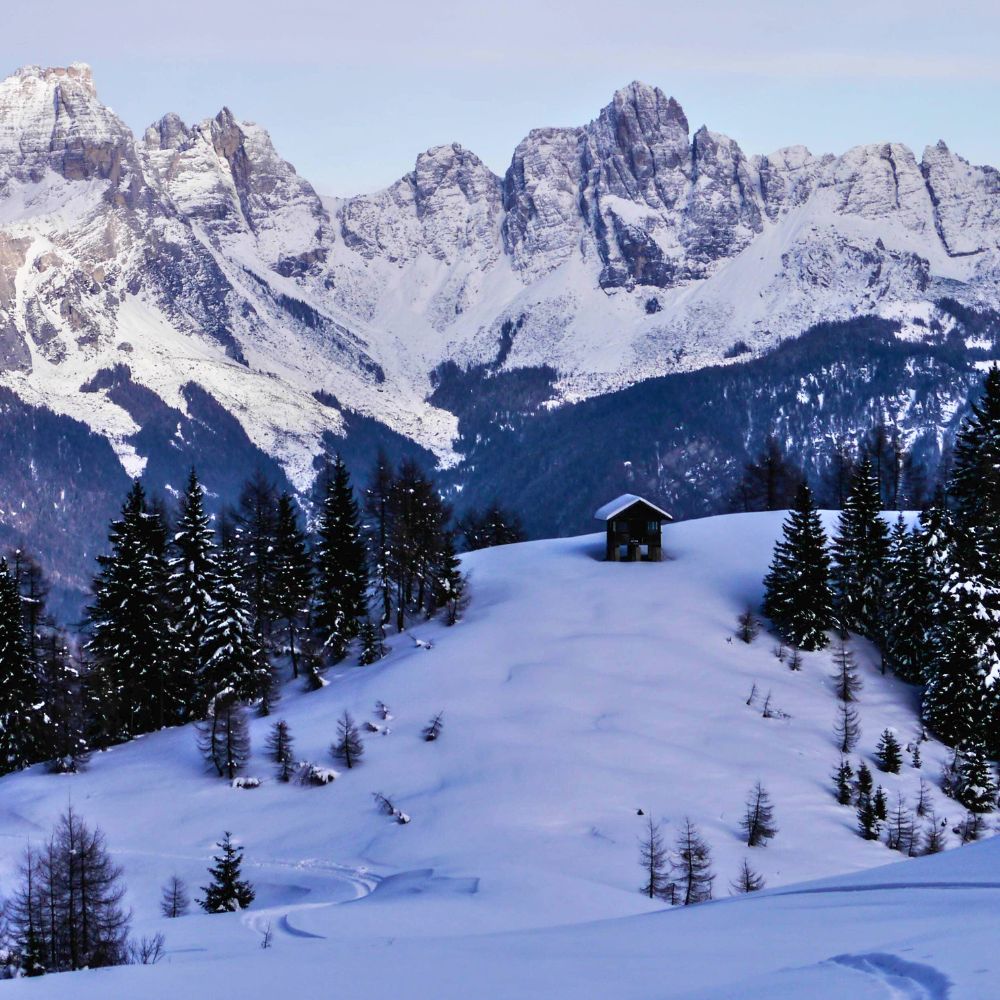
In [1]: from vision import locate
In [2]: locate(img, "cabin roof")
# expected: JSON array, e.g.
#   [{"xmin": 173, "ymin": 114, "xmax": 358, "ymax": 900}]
[{"xmin": 593, "ymin": 494, "xmax": 673, "ymax": 522}]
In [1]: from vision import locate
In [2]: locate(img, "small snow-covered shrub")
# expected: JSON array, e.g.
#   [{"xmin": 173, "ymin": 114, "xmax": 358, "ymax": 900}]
[
  {"xmin": 232, "ymin": 776, "xmax": 261, "ymax": 790},
  {"xmin": 296, "ymin": 762, "xmax": 339, "ymax": 786}
]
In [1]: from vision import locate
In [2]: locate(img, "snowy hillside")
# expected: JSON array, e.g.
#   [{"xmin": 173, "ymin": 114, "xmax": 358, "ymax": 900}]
[{"xmin": 0, "ymin": 512, "xmax": 986, "ymax": 997}]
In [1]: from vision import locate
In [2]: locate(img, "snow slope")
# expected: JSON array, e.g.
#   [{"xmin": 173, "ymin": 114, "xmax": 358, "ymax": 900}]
[{"xmin": 0, "ymin": 512, "xmax": 991, "ymax": 997}]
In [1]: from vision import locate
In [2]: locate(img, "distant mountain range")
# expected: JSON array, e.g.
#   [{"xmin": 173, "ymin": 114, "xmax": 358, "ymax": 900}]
[{"xmin": 1, "ymin": 62, "xmax": 999, "ymax": 605}]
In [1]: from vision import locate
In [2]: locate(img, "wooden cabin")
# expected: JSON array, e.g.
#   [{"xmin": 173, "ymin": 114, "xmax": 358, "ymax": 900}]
[{"xmin": 594, "ymin": 494, "xmax": 673, "ymax": 562}]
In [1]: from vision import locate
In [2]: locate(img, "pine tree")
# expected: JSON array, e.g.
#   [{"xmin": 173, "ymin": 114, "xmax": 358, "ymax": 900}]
[
  {"xmin": 873, "ymin": 785, "xmax": 888, "ymax": 822},
  {"xmin": 167, "ymin": 469, "xmax": 216, "ymax": 718},
  {"xmin": 232, "ymin": 472, "xmax": 280, "ymax": 651},
  {"xmin": 830, "ymin": 639, "xmax": 863, "ymax": 702},
  {"xmin": 199, "ymin": 832, "xmax": 255, "ymax": 912},
  {"xmin": 36, "ymin": 630, "xmax": 89, "ymax": 773},
  {"xmin": 737, "ymin": 607, "xmax": 760, "ymax": 644},
  {"xmin": 951, "ymin": 365, "xmax": 1000, "ymax": 563},
  {"xmin": 916, "ymin": 777, "xmax": 931, "ymax": 817},
  {"xmin": 856, "ymin": 791, "xmax": 879, "ymax": 840},
  {"xmin": 365, "ymin": 450, "xmax": 396, "ymax": 628},
  {"xmin": 331, "ymin": 710, "xmax": 364, "ymax": 768},
  {"xmin": 458, "ymin": 502, "xmax": 526, "ymax": 550},
  {"xmin": 266, "ymin": 719, "xmax": 296, "ymax": 782},
  {"xmin": 833, "ymin": 757, "xmax": 854, "ymax": 805},
  {"xmin": 638, "ymin": 816, "xmax": 671, "ymax": 899},
  {"xmin": 199, "ymin": 539, "xmax": 269, "ymax": 709},
  {"xmin": 729, "ymin": 859, "xmax": 765, "ymax": 894},
  {"xmin": 434, "ymin": 531, "xmax": 467, "ymax": 626},
  {"xmin": 86, "ymin": 483, "xmax": 181, "ymax": 742},
  {"xmin": 875, "ymin": 729, "xmax": 903, "ymax": 774},
  {"xmin": 198, "ymin": 694, "xmax": 251, "ymax": 780},
  {"xmin": 272, "ymin": 493, "xmax": 312, "ymax": 679},
  {"xmin": 731, "ymin": 437, "xmax": 803, "ymax": 512},
  {"xmin": 740, "ymin": 781, "xmax": 778, "ymax": 847},
  {"xmin": 160, "ymin": 875, "xmax": 190, "ymax": 918},
  {"xmin": 0, "ymin": 558, "xmax": 42, "ymax": 773},
  {"xmin": 954, "ymin": 741, "xmax": 997, "ymax": 813},
  {"xmin": 834, "ymin": 701, "xmax": 861, "ymax": 754},
  {"xmin": 882, "ymin": 517, "xmax": 934, "ymax": 683},
  {"xmin": 314, "ymin": 456, "xmax": 369, "ymax": 663},
  {"xmin": 357, "ymin": 617, "xmax": 385, "ymax": 665},
  {"xmin": 671, "ymin": 818, "xmax": 714, "ymax": 905},
  {"xmin": 9, "ymin": 547, "xmax": 50, "ymax": 670},
  {"xmin": 762, "ymin": 483, "xmax": 834, "ymax": 650},
  {"xmin": 832, "ymin": 459, "xmax": 889, "ymax": 639},
  {"xmin": 856, "ymin": 760, "xmax": 874, "ymax": 801}
]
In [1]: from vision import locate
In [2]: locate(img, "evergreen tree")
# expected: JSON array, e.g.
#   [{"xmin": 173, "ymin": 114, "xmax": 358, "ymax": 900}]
[
  {"xmin": 762, "ymin": 483, "xmax": 834, "ymax": 650},
  {"xmin": 86, "ymin": 483, "xmax": 181, "ymax": 742},
  {"xmin": 882, "ymin": 517, "xmax": 934, "ymax": 683},
  {"xmin": 875, "ymin": 728, "xmax": 903, "ymax": 774},
  {"xmin": 731, "ymin": 437, "xmax": 803, "ymax": 512},
  {"xmin": 422, "ymin": 711, "xmax": 444, "ymax": 742},
  {"xmin": 313, "ymin": 456, "xmax": 369, "ymax": 663},
  {"xmin": 36, "ymin": 630, "xmax": 89, "ymax": 773},
  {"xmin": 954, "ymin": 741, "xmax": 997, "ymax": 813},
  {"xmin": 0, "ymin": 558, "xmax": 41, "ymax": 773},
  {"xmin": 873, "ymin": 785, "xmax": 888, "ymax": 822},
  {"xmin": 951, "ymin": 365, "xmax": 1000, "ymax": 563},
  {"xmin": 832, "ymin": 459, "xmax": 889, "ymax": 639},
  {"xmin": 160, "ymin": 875, "xmax": 190, "ymax": 918},
  {"xmin": 638, "ymin": 816, "xmax": 671, "ymax": 900},
  {"xmin": 357, "ymin": 617, "xmax": 385, "ymax": 666},
  {"xmin": 434, "ymin": 531, "xmax": 467, "ymax": 626},
  {"xmin": 266, "ymin": 719, "xmax": 296, "ymax": 782},
  {"xmin": 331, "ymin": 710, "xmax": 364, "ymax": 768},
  {"xmin": 458, "ymin": 502, "xmax": 526, "ymax": 550},
  {"xmin": 167, "ymin": 468, "xmax": 217, "ymax": 717},
  {"xmin": 232, "ymin": 472, "xmax": 280, "ymax": 650},
  {"xmin": 740, "ymin": 781, "xmax": 778, "ymax": 847},
  {"xmin": 10, "ymin": 547, "xmax": 50, "ymax": 669},
  {"xmin": 198, "ymin": 832, "xmax": 255, "ymax": 912},
  {"xmin": 272, "ymin": 493, "xmax": 312, "ymax": 679},
  {"xmin": 729, "ymin": 859, "xmax": 766, "ymax": 894},
  {"xmin": 199, "ymin": 540, "xmax": 268, "ymax": 709},
  {"xmin": 671, "ymin": 818, "xmax": 714, "ymax": 905},
  {"xmin": 857, "ymin": 791, "xmax": 880, "ymax": 840},
  {"xmin": 856, "ymin": 760, "xmax": 874, "ymax": 804},
  {"xmin": 920, "ymin": 815, "xmax": 947, "ymax": 855},
  {"xmin": 833, "ymin": 757, "xmax": 854, "ymax": 805},
  {"xmin": 364, "ymin": 450, "xmax": 396, "ymax": 628}
]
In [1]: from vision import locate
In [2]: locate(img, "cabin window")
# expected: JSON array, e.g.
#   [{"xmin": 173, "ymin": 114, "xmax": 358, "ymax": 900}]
[{"xmin": 647, "ymin": 520, "xmax": 659, "ymax": 533}]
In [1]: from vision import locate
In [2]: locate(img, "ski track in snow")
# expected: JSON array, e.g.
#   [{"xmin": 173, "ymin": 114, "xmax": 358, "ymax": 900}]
[{"xmin": 829, "ymin": 953, "xmax": 952, "ymax": 999}]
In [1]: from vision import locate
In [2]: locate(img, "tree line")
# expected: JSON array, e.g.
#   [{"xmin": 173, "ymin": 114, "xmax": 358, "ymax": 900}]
[
  {"xmin": 0, "ymin": 450, "xmax": 522, "ymax": 775},
  {"xmin": 763, "ymin": 366, "xmax": 1000, "ymax": 764}
]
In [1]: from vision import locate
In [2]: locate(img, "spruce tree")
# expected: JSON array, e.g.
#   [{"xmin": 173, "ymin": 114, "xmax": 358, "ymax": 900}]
[
  {"xmin": 434, "ymin": 531, "xmax": 467, "ymax": 626},
  {"xmin": 314, "ymin": 456, "xmax": 369, "ymax": 663},
  {"xmin": 833, "ymin": 757, "xmax": 854, "ymax": 805},
  {"xmin": 37, "ymin": 630, "xmax": 89, "ymax": 773},
  {"xmin": 357, "ymin": 617, "xmax": 385, "ymax": 666},
  {"xmin": 168, "ymin": 468, "xmax": 217, "ymax": 718},
  {"xmin": 832, "ymin": 459, "xmax": 889, "ymax": 639},
  {"xmin": 856, "ymin": 760, "xmax": 874, "ymax": 802},
  {"xmin": 954, "ymin": 742, "xmax": 997, "ymax": 813},
  {"xmin": 762, "ymin": 483, "xmax": 834, "ymax": 650},
  {"xmin": 86, "ymin": 483, "xmax": 181, "ymax": 742},
  {"xmin": 272, "ymin": 493, "xmax": 312, "ymax": 679},
  {"xmin": 0, "ymin": 559, "xmax": 41, "ymax": 773},
  {"xmin": 875, "ymin": 728, "xmax": 903, "ymax": 774},
  {"xmin": 232, "ymin": 472, "xmax": 280, "ymax": 650},
  {"xmin": 857, "ymin": 790, "xmax": 879, "ymax": 840},
  {"xmin": 199, "ymin": 832, "xmax": 255, "ymax": 912},
  {"xmin": 873, "ymin": 785, "xmax": 888, "ymax": 822},
  {"xmin": 199, "ymin": 540, "xmax": 269, "ymax": 709},
  {"xmin": 951, "ymin": 365, "xmax": 1000, "ymax": 563},
  {"xmin": 882, "ymin": 517, "xmax": 934, "ymax": 684}
]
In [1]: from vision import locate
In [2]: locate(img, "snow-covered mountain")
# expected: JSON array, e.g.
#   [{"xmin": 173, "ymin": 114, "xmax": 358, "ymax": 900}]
[
  {"xmin": 0, "ymin": 513, "xmax": 991, "ymax": 998},
  {"xmin": 3, "ymin": 62, "xmax": 1000, "ymax": 596}
]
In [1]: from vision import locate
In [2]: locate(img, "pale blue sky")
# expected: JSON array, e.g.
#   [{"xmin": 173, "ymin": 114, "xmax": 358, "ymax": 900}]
[{"xmin": 6, "ymin": 0, "xmax": 1000, "ymax": 196}]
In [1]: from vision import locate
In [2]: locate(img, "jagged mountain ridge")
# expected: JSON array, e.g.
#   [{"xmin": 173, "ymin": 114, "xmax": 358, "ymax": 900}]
[{"xmin": 2, "ymin": 62, "xmax": 1000, "ymax": 606}]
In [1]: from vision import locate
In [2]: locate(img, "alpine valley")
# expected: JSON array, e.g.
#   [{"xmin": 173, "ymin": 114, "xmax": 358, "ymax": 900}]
[{"xmin": 2, "ymin": 63, "xmax": 1000, "ymax": 601}]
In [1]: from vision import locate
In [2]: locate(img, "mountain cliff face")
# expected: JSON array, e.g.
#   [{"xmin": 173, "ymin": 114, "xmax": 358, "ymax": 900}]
[{"xmin": 1, "ymin": 63, "xmax": 1000, "ymax": 599}]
